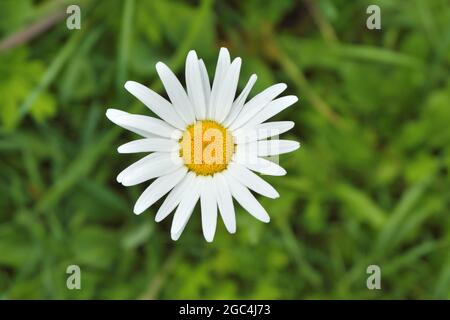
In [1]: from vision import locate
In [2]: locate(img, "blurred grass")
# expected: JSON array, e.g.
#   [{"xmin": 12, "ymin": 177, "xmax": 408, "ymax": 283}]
[{"xmin": 0, "ymin": 0, "xmax": 449, "ymax": 299}]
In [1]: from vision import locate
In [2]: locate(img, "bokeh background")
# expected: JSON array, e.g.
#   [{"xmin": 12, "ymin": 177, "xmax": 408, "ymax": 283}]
[{"xmin": 0, "ymin": 0, "xmax": 449, "ymax": 299}]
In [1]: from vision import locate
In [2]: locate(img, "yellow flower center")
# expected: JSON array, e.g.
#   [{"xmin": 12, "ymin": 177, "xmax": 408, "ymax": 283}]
[{"xmin": 179, "ymin": 120, "xmax": 235, "ymax": 176}]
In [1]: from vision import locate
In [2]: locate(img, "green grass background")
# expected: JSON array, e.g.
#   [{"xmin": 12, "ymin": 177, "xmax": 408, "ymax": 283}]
[{"xmin": 0, "ymin": 0, "xmax": 449, "ymax": 299}]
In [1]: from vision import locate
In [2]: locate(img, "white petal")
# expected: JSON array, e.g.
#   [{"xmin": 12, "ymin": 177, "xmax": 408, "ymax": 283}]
[
  {"xmin": 156, "ymin": 62, "xmax": 195, "ymax": 124},
  {"xmin": 133, "ymin": 166, "xmax": 187, "ymax": 215},
  {"xmin": 117, "ymin": 138, "xmax": 179, "ymax": 153},
  {"xmin": 119, "ymin": 152, "xmax": 183, "ymax": 186},
  {"xmin": 229, "ymin": 83, "xmax": 287, "ymax": 131},
  {"xmin": 213, "ymin": 173, "xmax": 236, "ymax": 233},
  {"xmin": 237, "ymin": 156, "xmax": 287, "ymax": 176},
  {"xmin": 233, "ymin": 142, "xmax": 259, "ymax": 166},
  {"xmin": 106, "ymin": 109, "xmax": 159, "ymax": 138},
  {"xmin": 155, "ymin": 172, "xmax": 196, "ymax": 222},
  {"xmin": 256, "ymin": 140, "xmax": 300, "ymax": 157},
  {"xmin": 198, "ymin": 59, "xmax": 211, "ymax": 108},
  {"xmin": 223, "ymin": 172, "xmax": 270, "ymax": 223},
  {"xmin": 170, "ymin": 176, "xmax": 202, "ymax": 240},
  {"xmin": 124, "ymin": 81, "xmax": 186, "ymax": 130},
  {"xmin": 239, "ymin": 96, "xmax": 298, "ymax": 130},
  {"xmin": 185, "ymin": 51, "xmax": 207, "ymax": 119},
  {"xmin": 233, "ymin": 121, "xmax": 295, "ymax": 144},
  {"xmin": 233, "ymin": 146, "xmax": 287, "ymax": 176},
  {"xmin": 106, "ymin": 108, "xmax": 129, "ymax": 122},
  {"xmin": 200, "ymin": 176, "xmax": 217, "ymax": 242},
  {"xmin": 114, "ymin": 114, "xmax": 182, "ymax": 139},
  {"xmin": 170, "ymin": 226, "xmax": 184, "ymax": 241},
  {"xmin": 214, "ymin": 57, "xmax": 242, "ymax": 123},
  {"xmin": 118, "ymin": 153, "xmax": 157, "ymax": 183},
  {"xmin": 223, "ymin": 74, "xmax": 257, "ymax": 127},
  {"xmin": 208, "ymin": 47, "xmax": 230, "ymax": 119},
  {"xmin": 227, "ymin": 162, "xmax": 279, "ymax": 199}
]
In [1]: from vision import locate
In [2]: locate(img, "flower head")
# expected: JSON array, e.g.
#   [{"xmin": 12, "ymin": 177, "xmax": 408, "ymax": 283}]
[{"xmin": 106, "ymin": 48, "xmax": 299, "ymax": 242}]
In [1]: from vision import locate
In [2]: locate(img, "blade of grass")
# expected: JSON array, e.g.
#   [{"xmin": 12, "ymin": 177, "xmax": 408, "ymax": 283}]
[
  {"xmin": 374, "ymin": 174, "xmax": 434, "ymax": 254},
  {"xmin": 116, "ymin": 0, "xmax": 135, "ymax": 92},
  {"xmin": 22, "ymin": 148, "xmax": 44, "ymax": 192},
  {"xmin": 265, "ymin": 32, "xmax": 343, "ymax": 127},
  {"xmin": 414, "ymin": 0, "xmax": 439, "ymax": 49},
  {"xmin": 277, "ymin": 221, "xmax": 323, "ymax": 287},
  {"xmin": 335, "ymin": 44, "xmax": 424, "ymax": 69},
  {"xmin": 434, "ymin": 252, "xmax": 450, "ymax": 298},
  {"xmin": 18, "ymin": 31, "xmax": 83, "ymax": 121},
  {"xmin": 305, "ymin": 0, "xmax": 338, "ymax": 44},
  {"xmin": 139, "ymin": 251, "xmax": 180, "ymax": 300},
  {"xmin": 335, "ymin": 183, "xmax": 387, "ymax": 229},
  {"xmin": 382, "ymin": 240, "xmax": 442, "ymax": 276}
]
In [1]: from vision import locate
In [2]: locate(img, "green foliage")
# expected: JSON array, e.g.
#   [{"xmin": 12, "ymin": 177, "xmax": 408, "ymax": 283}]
[
  {"xmin": 0, "ymin": 0, "xmax": 33, "ymax": 34},
  {"xmin": 0, "ymin": 50, "xmax": 56, "ymax": 130},
  {"xmin": 0, "ymin": 0, "xmax": 449, "ymax": 299}
]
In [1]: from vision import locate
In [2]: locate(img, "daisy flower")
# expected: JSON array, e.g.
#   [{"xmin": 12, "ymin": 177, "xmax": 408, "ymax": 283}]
[{"xmin": 106, "ymin": 48, "xmax": 299, "ymax": 242}]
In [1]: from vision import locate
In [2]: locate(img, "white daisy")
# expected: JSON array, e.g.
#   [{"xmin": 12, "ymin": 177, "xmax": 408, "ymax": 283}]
[{"xmin": 106, "ymin": 48, "xmax": 299, "ymax": 242}]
